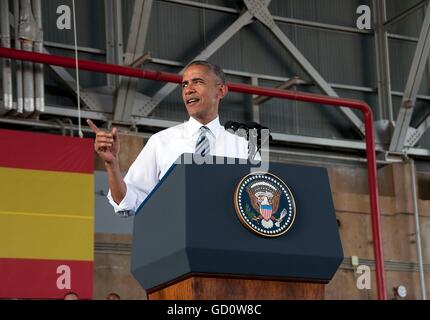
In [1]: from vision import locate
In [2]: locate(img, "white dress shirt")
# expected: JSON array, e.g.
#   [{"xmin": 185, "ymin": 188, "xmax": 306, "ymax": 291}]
[{"xmin": 107, "ymin": 116, "xmax": 249, "ymax": 215}]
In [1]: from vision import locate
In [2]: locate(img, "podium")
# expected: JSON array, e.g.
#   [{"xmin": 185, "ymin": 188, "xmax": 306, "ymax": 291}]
[{"xmin": 131, "ymin": 155, "xmax": 343, "ymax": 300}]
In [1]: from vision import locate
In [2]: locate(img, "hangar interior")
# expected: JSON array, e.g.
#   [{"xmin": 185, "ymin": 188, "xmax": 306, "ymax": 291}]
[{"xmin": 1, "ymin": 0, "xmax": 430, "ymax": 299}]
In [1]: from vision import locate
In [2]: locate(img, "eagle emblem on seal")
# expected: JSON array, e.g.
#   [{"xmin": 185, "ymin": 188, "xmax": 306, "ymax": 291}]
[
  {"xmin": 234, "ymin": 173, "xmax": 296, "ymax": 237},
  {"xmin": 246, "ymin": 183, "xmax": 286, "ymax": 229}
]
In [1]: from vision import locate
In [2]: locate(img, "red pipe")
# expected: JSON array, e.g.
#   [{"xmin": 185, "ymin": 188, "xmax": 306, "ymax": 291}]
[{"xmin": 0, "ymin": 47, "xmax": 387, "ymax": 299}]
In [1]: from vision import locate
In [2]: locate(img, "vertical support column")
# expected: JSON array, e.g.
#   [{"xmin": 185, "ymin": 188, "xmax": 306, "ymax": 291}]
[
  {"xmin": 114, "ymin": 0, "xmax": 153, "ymax": 122},
  {"xmin": 105, "ymin": 0, "xmax": 123, "ymax": 89},
  {"xmin": 19, "ymin": 0, "xmax": 36, "ymax": 114},
  {"xmin": 251, "ymin": 77, "xmax": 260, "ymax": 123},
  {"xmin": 373, "ymin": 0, "xmax": 393, "ymax": 122},
  {"xmin": 424, "ymin": 2, "xmax": 430, "ymax": 99},
  {"xmin": 32, "ymin": 0, "xmax": 44, "ymax": 113},
  {"xmin": 14, "ymin": 0, "xmax": 23, "ymax": 113},
  {"xmin": 0, "ymin": 0, "xmax": 13, "ymax": 112},
  {"xmin": 410, "ymin": 159, "xmax": 427, "ymax": 300},
  {"xmin": 390, "ymin": 3, "xmax": 430, "ymax": 152}
]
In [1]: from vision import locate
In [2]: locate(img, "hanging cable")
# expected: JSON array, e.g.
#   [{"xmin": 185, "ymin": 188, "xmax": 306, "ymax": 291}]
[{"xmin": 72, "ymin": 0, "xmax": 83, "ymax": 138}]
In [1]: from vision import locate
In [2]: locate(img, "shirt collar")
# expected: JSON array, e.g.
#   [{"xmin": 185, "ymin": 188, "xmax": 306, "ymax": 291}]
[{"xmin": 186, "ymin": 116, "xmax": 221, "ymax": 137}]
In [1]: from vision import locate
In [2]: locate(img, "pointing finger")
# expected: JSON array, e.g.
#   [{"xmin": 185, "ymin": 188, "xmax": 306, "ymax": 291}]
[
  {"xmin": 87, "ymin": 119, "xmax": 99, "ymax": 134},
  {"xmin": 112, "ymin": 127, "xmax": 118, "ymax": 139}
]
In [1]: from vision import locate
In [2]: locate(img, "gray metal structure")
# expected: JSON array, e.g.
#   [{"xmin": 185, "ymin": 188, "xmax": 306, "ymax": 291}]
[
  {"xmin": 390, "ymin": 2, "xmax": 430, "ymax": 153},
  {"xmin": 114, "ymin": 0, "xmax": 153, "ymax": 122},
  {"xmin": 1, "ymin": 0, "xmax": 430, "ymax": 156},
  {"xmin": 0, "ymin": 0, "xmax": 12, "ymax": 114}
]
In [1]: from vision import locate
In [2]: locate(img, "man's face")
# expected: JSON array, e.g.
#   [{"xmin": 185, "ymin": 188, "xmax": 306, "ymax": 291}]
[{"xmin": 181, "ymin": 65, "xmax": 227, "ymax": 123}]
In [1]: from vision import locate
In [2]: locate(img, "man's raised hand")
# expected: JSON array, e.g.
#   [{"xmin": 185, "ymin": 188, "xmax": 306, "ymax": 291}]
[{"xmin": 87, "ymin": 119, "xmax": 120, "ymax": 164}]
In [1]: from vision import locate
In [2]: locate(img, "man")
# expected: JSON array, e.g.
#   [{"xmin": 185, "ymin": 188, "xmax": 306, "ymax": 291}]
[
  {"xmin": 88, "ymin": 61, "xmax": 249, "ymax": 216},
  {"xmin": 106, "ymin": 292, "xmax": 121, "ymax": 300},
  {"xmin": 63, "ymin": 292, "xmax": 79, "ymax": 300}
]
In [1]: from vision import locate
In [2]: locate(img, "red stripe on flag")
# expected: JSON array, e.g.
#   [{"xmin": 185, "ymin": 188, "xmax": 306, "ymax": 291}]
[
  {"xmin": 0, "ymin": 258, "xmax": 93, "ymax": 299},
  {"xmin": 0, "ymin": 129, "xmax": 93, "ymax": 173},
  {"xmin": 260, "ymin": 208, "xmax": 272, "ymax": 221}
]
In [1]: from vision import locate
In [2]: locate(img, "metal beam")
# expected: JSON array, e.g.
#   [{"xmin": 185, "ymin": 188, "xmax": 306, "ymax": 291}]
[
  {"xmin": 42, "ymin": 53, "xmax": 120, "ymax": 115},
  {"xmin": 32, "ymin": 0, "xmax": 44, "ymax": 113},
  {"xmin": 384, "ymin": 0, "xmax": 426, "ymax": 27},
  {"xmin": 13, "ymin": 0, "xmax": 23, "ymax": 113},
  {"xmin": 243, "ymin": 0, "xmax": 365, "ymax": 136},
  {"xmin": 42, "ymin": 47, "xmax": 101, "ymax": 111},
  {"xmin": 42, "ymin": 105, "xmax": 375, "ymax": 151},
  {"xmin": 410, "ymin": 159, "xmax": 427, "ymax": 300},
  {"xmin": 392, "ymin": 90, "xmax": 430, "ymax": 100},
  {"xmin": 8, "ymin": 104, "xmax": 430, "ymax": 158},
  {"xmin": 139, "ymin": 0, "xmax": 366, "ymax": 134},
  {"xmin": 158, "ymin": 0, "xmax": 238, "ymax": 14},
  {"xmin": 152, "ymin": 56, "xmax": 430, "ymax": 98},
  {"xmin": 159, "ymin": 0, "xmax": 373, "ymax": 36},
  {"xmin": 44, "ymin": 105, "xmax": 111, "ymax": 121},
  {"xmin": 251, "ymin": 77, "xmax": 260, "ymax": 123},
  {"xmin": 7, "ymin": 0, "xmax": 420, "ymax": 44},
  {"xmin": 7, "ymin": 11, "xmax": 101, "ymax": 111},
  {"xmin": 0, "ymin": 0, "xmax": 13, "ymax": 112},
  {"xmin": 389, "ymin": 4, "xmax": 430, "ymax": 152},
  {"xmin": 412, "ymin": 5, "xmax": 430, "ymax": 148},
  {"xmin": 373, "ymin": 0, "xmax": 393, "ymax": 122},
  {"xmin": 129, "ymin": 52, "xmax": 152, "ymax": 68},
  {"xmin": 104, "ymin": 0, "xmax": 124, "ymax": 88},
  {"xmin": 4, "ymin": 36, "xmax": 383, "ymax": 96},
  {"xmin": 136, "ymin": 10, "xmax": 254, "ymax": 117},
  {"xmin": 388, "ymin": 33, "xmax": 419, "ymax": 43},
  {"xmin": 19, "ymin": 0, "xmax": 36, "ymax": 114},
  {"xmin": 114, "ymin": 0, "xmax": 153, "ymax": 122},
  {"xmin": 408, "ymin": 112, "xmax": 430, "ymax": 147},
  {"xmin": 44, "ymin": 41, "xmax": 106, "ymax": 55},
  {"xmin": 253, "ymin": 77, "xmax": 303, "ymax": 105}
]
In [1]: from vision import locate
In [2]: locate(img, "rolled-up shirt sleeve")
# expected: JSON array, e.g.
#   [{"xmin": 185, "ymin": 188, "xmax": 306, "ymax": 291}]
[{"xmin": 107, "ymin": 135, "xmax": 160, "ymax": 216}]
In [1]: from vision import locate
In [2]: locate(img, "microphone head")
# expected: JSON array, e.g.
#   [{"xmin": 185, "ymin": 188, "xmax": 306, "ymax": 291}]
[
  {"xmin": 243, "ymin": 121, "xmax": 260, "ymax": 129},
  {"xmin": 224, "ymin": 121, "xmax": 239, "ymax": 131}
]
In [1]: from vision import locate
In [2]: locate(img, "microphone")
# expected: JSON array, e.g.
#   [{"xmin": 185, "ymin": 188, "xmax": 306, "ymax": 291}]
[
  {"xmin": 225, "ymin": 121, "xmax": 248, "ymax": 139},
  {"xmin": 224, "ymin": 121, "xmax": 240, "ymax": 132},
  {"xmin": 224, "ymin": 121, "xmax": 271, "ymax": 158}
]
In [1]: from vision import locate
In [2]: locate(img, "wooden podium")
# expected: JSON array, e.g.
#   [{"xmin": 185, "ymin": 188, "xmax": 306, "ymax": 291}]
[
  {"xmin": 131, "ymin": 155, "xmax": 343, "ymax": 300},
  {"xmin": 148, "ymin": 276, "xmax": 325, "ymax": 300}
]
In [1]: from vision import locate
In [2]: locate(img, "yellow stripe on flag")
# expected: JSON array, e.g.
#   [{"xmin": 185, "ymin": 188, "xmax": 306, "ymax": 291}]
[
  {"xmin": 0, "ymin": 167, "xmax": 93, "ymax": 217},
  {"xmin": 0, "ymin": 211, "xmax": 94, "ymax": 261}
]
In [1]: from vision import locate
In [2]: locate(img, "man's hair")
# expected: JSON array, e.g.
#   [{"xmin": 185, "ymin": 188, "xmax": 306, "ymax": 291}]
[
  {"xmin": 185, "ymin": 60, "xmax": 226, "ymax": 84},
  {"xmin": 106, "ymin": 293, "xmax": 121, "ymax": 300},
  {"xmin": 63, "ymin": 292, "xmax": 79, "ymax": 300}
]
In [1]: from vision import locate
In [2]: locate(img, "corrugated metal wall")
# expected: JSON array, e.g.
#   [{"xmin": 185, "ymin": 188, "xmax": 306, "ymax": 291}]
[{"xmin": 37, "ymin": 0, "xmax": 430, "ymax": 147}]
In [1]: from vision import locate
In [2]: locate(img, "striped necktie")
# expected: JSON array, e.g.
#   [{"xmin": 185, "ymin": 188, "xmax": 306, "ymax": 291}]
[{"xmin": 195, "ymin": 126, "xmax": 210, "ymax": 156}]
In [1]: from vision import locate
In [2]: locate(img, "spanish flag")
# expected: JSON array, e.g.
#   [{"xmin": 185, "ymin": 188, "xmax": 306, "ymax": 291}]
[{"xmin": 0, "ymin": 129, "xmax": 94, "ymax": 299}]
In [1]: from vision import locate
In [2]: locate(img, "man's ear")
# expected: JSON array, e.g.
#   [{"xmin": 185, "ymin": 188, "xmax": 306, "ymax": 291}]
[{"xmin": 218, "ymin": 84, "xmax": 228, "ymax": 100}]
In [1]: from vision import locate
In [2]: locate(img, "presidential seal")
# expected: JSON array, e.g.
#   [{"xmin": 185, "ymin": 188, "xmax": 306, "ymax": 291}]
[{"xmin": 234, "ymin": 172, "xmax": 296, "ymax": 237}]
